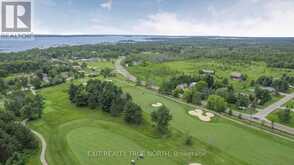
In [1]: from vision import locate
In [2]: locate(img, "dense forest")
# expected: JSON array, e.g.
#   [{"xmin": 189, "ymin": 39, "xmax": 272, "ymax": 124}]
[{"xmin": 0, "ymin": 112, "xmax": 38, "ymax": 164}]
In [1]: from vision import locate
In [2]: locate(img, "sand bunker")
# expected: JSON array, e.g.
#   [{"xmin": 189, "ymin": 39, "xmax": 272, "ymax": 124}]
[
  {"xmin": 189, "ymin": 163, "xmax": 202, "ymax": 165},
  {"xmin": 188, "ymin": 109, "xmax": 215, "ymax": 122},
  {"xmin": 152, "ymin": 102, "xmax": 163, "ymax": 107}
]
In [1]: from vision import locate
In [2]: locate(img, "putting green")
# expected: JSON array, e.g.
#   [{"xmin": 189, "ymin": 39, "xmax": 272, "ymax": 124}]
[
  {"xmin": 28, "ymin": 79, "xmax": 294, "ymax": 165},
  {"xmin": 113, "ymin": 78, "xmax": 294, "ymax": 165},
  {"xmin": 67, "ymin": 124, "xmax": 178, "ymax": 165}
]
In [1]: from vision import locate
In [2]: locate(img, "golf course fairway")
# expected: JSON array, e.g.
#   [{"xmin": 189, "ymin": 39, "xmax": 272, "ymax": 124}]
[{"xmin": 28, "ymin": 78, "xmax": 294, "ymax": 165}]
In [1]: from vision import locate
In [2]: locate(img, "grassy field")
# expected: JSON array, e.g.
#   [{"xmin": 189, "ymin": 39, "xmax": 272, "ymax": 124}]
[
  {"xmin": 28, "ymin": 83, "xmax": 238, "ymax": 165},
  {"xmin": 128, "ymin": 59, "xmax": 294, "ymax": 92},
  {"xmin": 87, "ymin": 60, "xmax": 115, "ymax": 70},
  {"xmin": 27, "ymin": 77, "xmax": 294, "ymax": 165}
]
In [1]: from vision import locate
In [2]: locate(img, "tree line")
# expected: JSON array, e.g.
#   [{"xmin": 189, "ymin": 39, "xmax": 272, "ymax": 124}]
[
  {"xmin": 159, "ymin": 74, "xmax": 274, "ymax": 113},
  {"xmin": 256, "ymin": 74, "xmax": 294, "ymax": 92},
  {"xmin": 69, "ymin": 79, "xmax": 143, "ymax": 124},
  {"xmin": 0, "ymin": 112, "xmax": 38, "ymax": 164},
  {"xmin": 69, "ymin": 79, "xmax": 174, "ymax": 134},
  {"xmin": 4, "ymin": 91, "xmax": 44, "ymax": 120}
]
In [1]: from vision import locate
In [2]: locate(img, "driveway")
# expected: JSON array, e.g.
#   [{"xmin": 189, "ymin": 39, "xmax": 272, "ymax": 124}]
[{"xmin": 254, "ymin": 93, "xmax": 294, "ymax": 120}]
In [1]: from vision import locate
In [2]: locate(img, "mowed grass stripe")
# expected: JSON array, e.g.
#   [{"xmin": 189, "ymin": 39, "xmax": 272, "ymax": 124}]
[
  {"xmin": 29, "ymin": 83, "xmax": 241, "ymax": 165},
  {"xmin": 112, "ymin": 78, "xmax": 294, "ymax": 165},
  {"xmin": 29, "ymin": 79, "xmax": 294, "ymax": 165}
]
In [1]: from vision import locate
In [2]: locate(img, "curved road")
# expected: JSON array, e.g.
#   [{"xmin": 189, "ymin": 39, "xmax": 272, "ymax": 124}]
[
  {"xmin": 22, "ymin": 119, "xmax": 48, "ymax": 165},
  {"xmin": 254, "ymin": 93, "xmax": 294, "ymax": 119},
  {"xmin": 115, "ymin": 57, "xmax": 294, "ymax": 136},
  {"xmin": 115, "ymin": 57, "xmax": 159, "ymax": 90},
  {"xmin": 115, "ymin": 57, "xmax": 137, "ymax": 82}
]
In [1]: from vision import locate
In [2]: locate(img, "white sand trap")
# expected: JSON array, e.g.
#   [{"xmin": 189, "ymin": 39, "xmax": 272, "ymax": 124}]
[
  {"xmin": 188, "ymin": 109, "xmax": 215, "ymax": 122},
  {"xmin": 152, "ymin": 102, "xmax": 163, "ymax": 107},
  {"xmin": 189, "ymin": 163, "xmax": 202, "ymax": 165}
]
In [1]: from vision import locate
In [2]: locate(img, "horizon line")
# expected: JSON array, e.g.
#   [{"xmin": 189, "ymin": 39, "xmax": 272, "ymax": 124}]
[{"xmin": 27, "ymin": 34, "xmax": 294, "ymax": 38}]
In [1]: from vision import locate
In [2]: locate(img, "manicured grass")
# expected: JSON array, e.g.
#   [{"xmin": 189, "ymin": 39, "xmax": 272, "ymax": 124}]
[
  {"xmin": 28, "ymin": 83, "xmax": 236, "ymax": 165},
  {"xmin": 67, "ymin": 124, "xmax": 177, "ymax": 165},
  {"xmin": 87, "ymin": 60, "xmax": 115, "ymax": 70},
  {"xmin": 114, "ymin": 79, "xmax": 294, "ymax": 165},
  {"xmin": 28, "ymin": 78, "xmax": 294, "ymax": 165},
  {"xmin": 267, "ymin": 109, "xmax": 294, "ymax": 128},
  {"xmin": 128, "ymin": 59, "xmax": 294, "ymax": 92}
]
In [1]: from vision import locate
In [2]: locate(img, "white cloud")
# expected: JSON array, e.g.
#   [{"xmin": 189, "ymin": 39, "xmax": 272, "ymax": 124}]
[
  {"xmin": 133, "ymin": 12, "xmax": 205, "ymax": 36},
  {"xmin": 100, "ymin": 0, "xmax": 112, "ymax": 10},
  {"xmin": 36, "ymin": 0, "xmax": 57, "ymax": 7},
  {"xmin": 88, "ymin": 17, "xmax": 128, "ymax": 34},
  {"xmin": 132, "ymin": 0, "xmax": 294, "ymax": 37},
  {"xmin": 34, "ymin": 0, "xmax": 294, "ymax": 36}
]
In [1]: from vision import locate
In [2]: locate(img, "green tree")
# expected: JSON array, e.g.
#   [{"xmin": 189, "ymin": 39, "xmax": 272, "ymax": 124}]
[
  {"xmin": 5, "ymin": 152, "xmax": 25, "ymax": 165},
  {"xmin": 278, "ymin": 109, "xmax": 292, "ymax": 123},
  {"xmin": 151, "ymin": 106, "xmax": 173, "ymax": 134},
  {"xmin": 68, "ymin": 84, "xmax": 79, "ymax": 103},
  {"xmin": 207, "ymin": 95, "xmax": 227, "ymax": 113},
  {"xmin": 110, "ymin": 97, "xmax": 127, "ymax": 116},
  {"xmin": 205, "ymin": 75, "xmax": 214, "ymax": 89},
  {"xmin": 31, "ymin": 77, "xmax": 42, "ymax": 89},
  {"xmin": 255, "ymin": 87, "xmax": 272, "ymax": 105},
  {"xmin": 74, "ymin": 85, "xmax": 88, "ymax": 107},
  {"xmin": 184, "ymin": 135, "xmax": 193, "ymax": 146},
  {"xmin": 100, "ymin": 68, "xmax": 113, "ymax": 78},
  {"xmin": 183, "ymin": 89, "xmax": 192, "ymax": 103},
  {"xmin": 236, "ymin": 94, "xmax": 250, "ymax": 108},
  {"xmin": 194, "ymin": 81, "xmax": 208, "ymax": 92},
  {"xmin": 4, "ymin": 91, "xmax": 26, "ymax": 117},
  {"xmin": 124, "ymin": 102, "xmax": 143, "ymax": 125},
  {"xmin": 21, "ymin": 94, "xmax": 44, "ymax": 119},
  {"xmin": 273, "ymin": 79, "xmax": 289, "ymax": 92},
  {"xmin": 0, "ymin": 78, "xmax": 6, "ymax": 94},
  {"xmin": 191, "ymin": 91, "xmax": 202, "ymax": 105}
]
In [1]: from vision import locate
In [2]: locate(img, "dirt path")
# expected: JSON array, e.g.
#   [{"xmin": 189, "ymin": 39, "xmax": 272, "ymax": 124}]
[{"xmin": 22, "ymin": 119, "xmax": 48, "ymax": 165}]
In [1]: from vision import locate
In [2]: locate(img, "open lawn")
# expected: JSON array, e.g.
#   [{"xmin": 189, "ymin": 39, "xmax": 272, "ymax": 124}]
[
  {"xmin": 115, "ymin": 79, "xmax": 294, "ymax": 165},
  {"xmin": 28, "ymin": 83, "xmax": 240, "ymax": 165},
  {"xmin": 87, "ymin": 60, "xmax": 115, "ymax": 70},
  {"xmin": 28, "ymin": 77, "xmax": 294, "ymax": 165},
  {"xmin": 128, "ymin": 59, "xmax": 294, "ymax": 92}
]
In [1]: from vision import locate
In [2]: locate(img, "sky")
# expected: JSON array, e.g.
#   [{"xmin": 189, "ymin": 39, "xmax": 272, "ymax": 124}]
[{"xmin": 32, "ymin": 0, "xmax": 294, "ymax": 37}]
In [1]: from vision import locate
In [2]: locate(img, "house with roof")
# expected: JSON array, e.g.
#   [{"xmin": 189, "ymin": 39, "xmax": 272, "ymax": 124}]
[
  {"xmin": 200, "ymin": 69, "xmax": 215, "ymax": 75},
  {"xmin": 230, "ymin": 72, "xmax": 243, "ymax": 80}
]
